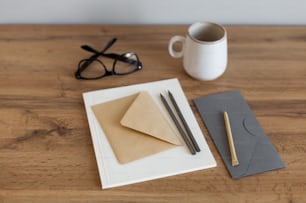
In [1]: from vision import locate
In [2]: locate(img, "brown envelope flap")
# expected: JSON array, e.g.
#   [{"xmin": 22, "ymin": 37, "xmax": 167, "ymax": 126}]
[
  {"xmin": 120, "ymin": 91, "xmax": 181, "ymax": 146},
  {"xmin": 91, "ymin": 93, "xmax": 177, "ymax": 164}
]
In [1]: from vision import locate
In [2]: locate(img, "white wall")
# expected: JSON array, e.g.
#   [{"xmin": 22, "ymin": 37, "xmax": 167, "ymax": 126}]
[{"xmin": 1, "ymin": 0, "xmax": 306, "ymax": 25}]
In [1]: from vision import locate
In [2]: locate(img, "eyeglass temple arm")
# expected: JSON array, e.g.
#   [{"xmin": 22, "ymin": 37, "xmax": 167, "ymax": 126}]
[
  {"xmin": 81, "ymin": 45, "xmax": 118, "ymax": 59},
  {"xmin": 78, "ymin": 38, "xmax": 117, "ymax": 73},
  {"xmin": 81, "ymin": 46, "xmax": 139, "ymax": 65},
  {"xmin": 81, "ymin": 40, "xmax": 124, "ymax": 62},
  {"xmin": 81, "ymin": 37, "xmax": 117, "ymax": 55},
  {"xmin": 80, "ymin": 38, "xmax": 140, "ymax": 65}
]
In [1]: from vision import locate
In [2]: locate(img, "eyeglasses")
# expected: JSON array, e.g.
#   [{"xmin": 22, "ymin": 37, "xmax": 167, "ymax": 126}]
[{"xmin": 75, "ymin": 38, "xmax": 142, "ymax": 80}]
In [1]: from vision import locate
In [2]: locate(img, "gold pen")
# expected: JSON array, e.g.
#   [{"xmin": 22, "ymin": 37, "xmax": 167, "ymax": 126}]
[{"xmin": 223, "ymin": 111, "xmax": 239, "ymax": 167}]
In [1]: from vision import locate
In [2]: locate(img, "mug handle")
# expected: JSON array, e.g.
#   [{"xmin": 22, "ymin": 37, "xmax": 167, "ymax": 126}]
[{"xmin": 168, "ymin": 35, "xmax": 185, "ymax": 58}]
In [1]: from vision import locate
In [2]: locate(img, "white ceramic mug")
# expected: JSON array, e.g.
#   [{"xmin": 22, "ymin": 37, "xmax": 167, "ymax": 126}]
[{"xmin": 168, "ymin": 22, "xmax": 227, "ymax": 81}]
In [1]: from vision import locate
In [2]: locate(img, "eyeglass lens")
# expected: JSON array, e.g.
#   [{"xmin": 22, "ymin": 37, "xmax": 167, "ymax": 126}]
[
  {"xmin": 78, "ymin": 59, "xmax": 106, "ymax": 79},
  {"xmin": 114, "ymin": 53, "xmax": 139, "ymax": 75}
]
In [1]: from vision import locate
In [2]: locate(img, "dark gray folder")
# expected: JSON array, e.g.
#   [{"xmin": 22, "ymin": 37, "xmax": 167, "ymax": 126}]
[{"xmin": 193, "ymin": 91, "xmax": 285, "ymax": 179}]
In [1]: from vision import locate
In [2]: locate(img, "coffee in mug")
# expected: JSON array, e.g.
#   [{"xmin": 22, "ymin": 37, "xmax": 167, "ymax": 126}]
[{"xmin": 168, "ymin": 22, "xmax": 227, "ymax": 81}]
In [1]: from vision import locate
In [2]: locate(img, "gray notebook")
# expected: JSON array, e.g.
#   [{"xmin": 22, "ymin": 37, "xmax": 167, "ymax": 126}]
[{"xmin": 193, "ymin": 91, "xmax": 285, "ymax": 179}]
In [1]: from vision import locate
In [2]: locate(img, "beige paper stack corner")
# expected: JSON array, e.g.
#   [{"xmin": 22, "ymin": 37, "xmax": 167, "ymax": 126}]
[{"xmin": 91, "ymin": 91, "xmax": 181, "ymax": 164}]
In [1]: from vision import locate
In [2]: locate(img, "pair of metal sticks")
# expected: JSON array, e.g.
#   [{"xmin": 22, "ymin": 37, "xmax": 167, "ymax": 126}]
[{"xmin": 160, "ymin": 91, "xmax": 200, "ymax": 155}]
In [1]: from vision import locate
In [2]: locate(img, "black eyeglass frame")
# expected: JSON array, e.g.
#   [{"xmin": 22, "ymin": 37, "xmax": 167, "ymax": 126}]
[{"xmin": 75, "ymin": 38, "xmax": 142, "ymax": 80}]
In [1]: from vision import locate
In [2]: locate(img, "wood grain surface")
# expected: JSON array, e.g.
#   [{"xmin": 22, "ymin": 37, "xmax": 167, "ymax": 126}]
[{"xmin": 1, "ymin": 25, "xmax": 306, "ymax": 202}]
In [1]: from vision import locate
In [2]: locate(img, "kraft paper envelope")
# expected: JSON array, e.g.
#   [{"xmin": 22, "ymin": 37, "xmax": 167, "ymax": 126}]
[
  {"xmin": 193, "ymin": 91, "xmax": 285, "ymax": 178},
  {"xmin": 91, "ymin": 91, "xmax": 181, "ymax": 164}
]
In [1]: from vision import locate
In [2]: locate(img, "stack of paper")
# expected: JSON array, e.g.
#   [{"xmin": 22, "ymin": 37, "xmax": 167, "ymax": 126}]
[{"xmin": 83, "ymin": 78, "xmax": 216, "ymax": 189}]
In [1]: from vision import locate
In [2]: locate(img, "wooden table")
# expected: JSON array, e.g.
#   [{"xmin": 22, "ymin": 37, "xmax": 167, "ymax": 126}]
[{"xmin": 1, "ymin": 25, "xmax": 306, "ymax": 202}]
